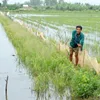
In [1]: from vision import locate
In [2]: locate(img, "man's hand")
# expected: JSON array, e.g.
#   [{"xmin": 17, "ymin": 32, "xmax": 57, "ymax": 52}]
[{"xmin": 77, "ymin": 44, "xmax": 81, "ymax": 47}]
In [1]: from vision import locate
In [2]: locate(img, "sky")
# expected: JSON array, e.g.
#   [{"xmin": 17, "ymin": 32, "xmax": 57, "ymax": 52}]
[
  {"xmin": 0, "ymin": 0, "xmax": 100, "ymax": 5},
  {"xmin": 65, "ymin": 0, "xmax": 100, "ymax": 5}
]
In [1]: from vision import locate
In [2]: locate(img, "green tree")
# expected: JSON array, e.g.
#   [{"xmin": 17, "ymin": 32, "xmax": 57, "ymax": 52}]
[
  {"xmin": 45, "ymin": 0, "xmax": 50, "ymax": 6},
  {"xmin": 45, "ymin": 0, "xmax": 57, "ymax": 6},
  {"xmin": 24, "ymin": 1, "xmax": 30, "ymax": 5},
  {"xmin": 0, "ymin": 3, "xmax": 2, "ymax": 7},
  {"xmin": 2, "ymin": 0, "xmax": 8, "ymax": 7},
  {"xmin": 30, "ymin": 0, "xmax": 41, "ymax": 6},
  {"xmin": 7, "ymin": 4, "xmax": 22, "ymax": 10},
  {"xmin": 59, "ymin": 0, "xmax": 64, "ymax": 4}
]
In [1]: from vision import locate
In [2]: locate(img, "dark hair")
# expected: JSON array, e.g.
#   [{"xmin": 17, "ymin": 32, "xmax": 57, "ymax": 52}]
[{"xmin": 76, "ymin": 25, "xmax": 82, "ymax": 30}]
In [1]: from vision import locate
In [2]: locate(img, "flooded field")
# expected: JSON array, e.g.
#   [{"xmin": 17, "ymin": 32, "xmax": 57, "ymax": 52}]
[{"xmin": 10, "ymin": 13, "xmax": 100, "ymax": 58}]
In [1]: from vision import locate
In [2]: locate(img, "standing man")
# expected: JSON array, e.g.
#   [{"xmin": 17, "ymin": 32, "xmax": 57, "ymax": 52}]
[{"xmin": 69, "ymin": 26, "xmax": 84, "ymax": 66}]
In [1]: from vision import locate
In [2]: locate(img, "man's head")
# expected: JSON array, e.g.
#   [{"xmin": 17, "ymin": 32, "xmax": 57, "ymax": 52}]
[{"xmin": 76, "ymin": 25, "xmax": 82, "ymax": 34}]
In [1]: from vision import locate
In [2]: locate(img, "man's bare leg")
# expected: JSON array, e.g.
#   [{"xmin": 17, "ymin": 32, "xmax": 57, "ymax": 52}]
[
  {"xmin": 75, "ymin": 52, "xmax": 79, "ymax": 66},
  {"xmin": 70, "ymin": 48, "xmax": 73, "ymax": 62}
]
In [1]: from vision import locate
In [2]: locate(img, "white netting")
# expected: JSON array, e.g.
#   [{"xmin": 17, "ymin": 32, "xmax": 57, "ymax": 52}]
[{"xmin": 58, "ymin": 43, "xmax": 100, "ymax": 74}]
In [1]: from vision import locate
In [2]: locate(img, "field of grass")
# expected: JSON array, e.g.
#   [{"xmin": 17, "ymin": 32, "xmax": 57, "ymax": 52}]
[{"xmin": 0, "ymin": 14, "xmax": 100, "ymax": 99}]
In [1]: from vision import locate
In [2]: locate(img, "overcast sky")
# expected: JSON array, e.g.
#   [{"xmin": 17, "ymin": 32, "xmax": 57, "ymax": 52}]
[
  {"xmin": 65, "ymin": 0, "xmax": 100, "ymax": 5},
  {"xmin": 0, "ymin": 0, "xmax": 100, "ymax": 5}
]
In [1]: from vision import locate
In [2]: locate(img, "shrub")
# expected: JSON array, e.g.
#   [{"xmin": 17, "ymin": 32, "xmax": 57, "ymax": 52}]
[{"xmin": 72, "ymin": 68, "xmax": 99, "ymax": 98}]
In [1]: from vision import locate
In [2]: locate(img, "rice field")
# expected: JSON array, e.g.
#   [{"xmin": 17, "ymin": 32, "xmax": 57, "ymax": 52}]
[{"xmin": 10, "ymin": 10, "xmax": 100, "ymax": 59}]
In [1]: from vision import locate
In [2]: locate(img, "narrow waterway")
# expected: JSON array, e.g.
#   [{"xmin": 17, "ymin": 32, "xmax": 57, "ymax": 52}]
[{"xmin": 0, "ymin": 24, "xmax": 36, "ymax": 100}]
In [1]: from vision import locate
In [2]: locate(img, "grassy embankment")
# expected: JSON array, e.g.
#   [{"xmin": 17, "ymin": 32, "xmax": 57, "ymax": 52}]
[{"xmin": 0, "ymin": 15, "xmax": 100, "ymax": 99}]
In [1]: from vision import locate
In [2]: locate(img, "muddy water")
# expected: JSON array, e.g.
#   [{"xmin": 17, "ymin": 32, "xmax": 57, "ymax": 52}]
[{"xmin": 0, "ymin": 24, "xmax": 36, "ymax": 100}]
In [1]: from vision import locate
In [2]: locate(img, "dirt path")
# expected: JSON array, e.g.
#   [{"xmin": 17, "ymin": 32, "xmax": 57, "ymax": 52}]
[{"xmin": 0, "ymin": 24, "xmax": 36, "ymax": 100}]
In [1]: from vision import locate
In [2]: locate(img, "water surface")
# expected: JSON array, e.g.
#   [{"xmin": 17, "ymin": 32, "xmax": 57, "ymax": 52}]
[{"xmin": 0, "ymin": 24, "xmax": 36, "ymax": 100}]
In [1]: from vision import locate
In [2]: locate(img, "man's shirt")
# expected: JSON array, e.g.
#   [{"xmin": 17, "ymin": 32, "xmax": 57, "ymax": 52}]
[{"xmin": 70, "ymin": 30, "xmax": 84, "ymax": 50}]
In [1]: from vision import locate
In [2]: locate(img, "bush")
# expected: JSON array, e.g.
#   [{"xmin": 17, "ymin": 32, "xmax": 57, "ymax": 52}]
[
  {"xmin": 7, "ymin": 4, "xmax": 22, "ymax": 10},
  {"xmin": 72, "ymin": 68, "xmax": 99, "ymax": 98}
]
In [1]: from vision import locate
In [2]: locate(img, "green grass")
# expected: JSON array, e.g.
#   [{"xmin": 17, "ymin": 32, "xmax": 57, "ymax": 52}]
[
  {"xmin": 0, "ymin": 15, "xmax": 100, "ymax": 99},
  {"xmin": 97, "ymin": 57, "xmax": 100, "ymax": 63}
]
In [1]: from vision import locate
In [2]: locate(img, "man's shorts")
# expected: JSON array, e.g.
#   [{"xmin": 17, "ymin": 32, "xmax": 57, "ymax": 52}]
[{"xmin": 69, "ymin": 46, "xmax": 79, "ymax": 54}]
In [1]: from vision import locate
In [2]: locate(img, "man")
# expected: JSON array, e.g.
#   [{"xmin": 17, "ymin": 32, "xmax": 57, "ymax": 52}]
[{"xmin": 69, "ymin": 26, "xmax": 84, "ymax": 66}]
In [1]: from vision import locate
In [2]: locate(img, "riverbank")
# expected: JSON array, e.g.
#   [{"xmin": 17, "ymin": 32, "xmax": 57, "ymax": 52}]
[{"xmin": 0, "ymin": 15, "xmax": 100, "ymax": 99}]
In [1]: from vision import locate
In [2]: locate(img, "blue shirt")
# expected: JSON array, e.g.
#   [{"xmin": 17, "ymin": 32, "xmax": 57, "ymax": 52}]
[{"xmin": 70, "ymin": 30, "xmax": 84, "ymax": 50}]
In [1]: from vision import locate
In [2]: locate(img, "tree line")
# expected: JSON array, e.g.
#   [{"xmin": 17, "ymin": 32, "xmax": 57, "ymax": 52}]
[
  {"xmin": 26, "ymin": 0, "xmax": 100, "ymax": 11},
  {"xmin": 1, "ymin": 0, "xmax": 100, "ymax": 11},
  {"xmin": 29, "ymin": 0, "xmax": 64, "ymax": 6}
]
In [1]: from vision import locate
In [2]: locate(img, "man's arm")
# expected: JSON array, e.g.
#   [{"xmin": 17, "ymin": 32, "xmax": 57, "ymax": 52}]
[
  {"xmin": 71, "ymin": 30, "xmax": 76, "ymax": 42},
  {"xmin": 79, "ymin": 34, "xmax": 84, "ymax": 50},
  {"xmin": 80, "ymin": 34, "xmax": 84, "ymax": 47},
  {"xmin": 72, "ymin": 31, "xmax": 75, "ymax": 39}
]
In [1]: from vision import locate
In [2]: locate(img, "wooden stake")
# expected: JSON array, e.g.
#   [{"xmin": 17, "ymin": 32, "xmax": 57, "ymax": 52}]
[{"xmin": 5, "ymin": 76, "xmax": 9, "ymax": 100}]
